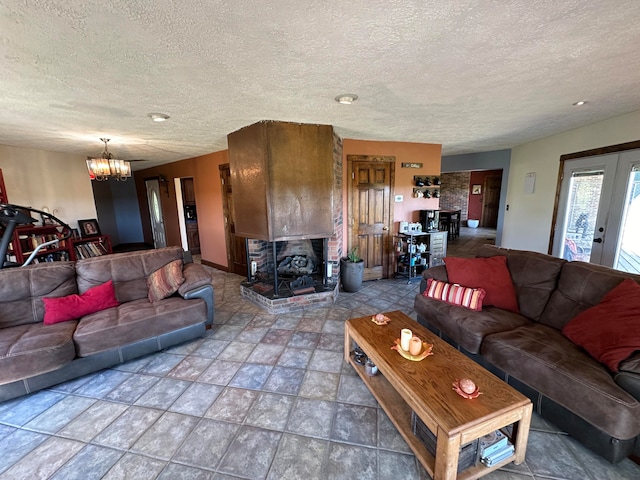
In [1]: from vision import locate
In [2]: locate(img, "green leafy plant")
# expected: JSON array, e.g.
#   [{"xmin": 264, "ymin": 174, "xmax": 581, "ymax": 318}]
[{"xmin": 346, "ymin": 246, "xmax": 362, "ymax": 262}]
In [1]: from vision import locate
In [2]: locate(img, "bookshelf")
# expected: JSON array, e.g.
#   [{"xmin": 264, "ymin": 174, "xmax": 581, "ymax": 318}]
[
  {"xmin": 70, "ymin": 235, "xmax": 112, "ymax": 260},
  {"xmin": 0, "ymin": 168, "xmax": 7, "ymax": 203},
  {"xmin": 6, "ymin": 225, "xmax": 73, "ymax": 264}
]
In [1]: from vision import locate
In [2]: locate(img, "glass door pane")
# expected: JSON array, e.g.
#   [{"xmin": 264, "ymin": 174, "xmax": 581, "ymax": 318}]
[
  {"xmin": 560, "ymin": 170, "xmax": 604, "ymax": 262},
  {"xmin": 613, "ymin": 167, "xmax": 640, "ymax": 273}
]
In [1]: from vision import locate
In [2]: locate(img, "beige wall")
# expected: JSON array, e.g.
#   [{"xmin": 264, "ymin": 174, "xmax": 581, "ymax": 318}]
[
  {"xmin": 0, "ymin": 144, "xmax": 97, "ymax": 228},
  {"xmin": 504, "ymin": 109, "xmax": 640, "ymax": 253}
]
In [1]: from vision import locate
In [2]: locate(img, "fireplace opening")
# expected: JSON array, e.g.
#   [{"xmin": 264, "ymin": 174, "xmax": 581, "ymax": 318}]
[{"xmin": 242, "ymin": 238, "xmax": 336, "ymax": 301}]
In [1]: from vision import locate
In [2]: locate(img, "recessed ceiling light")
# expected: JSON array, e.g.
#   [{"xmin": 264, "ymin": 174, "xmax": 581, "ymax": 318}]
[
  {"xmin": 572, "ymin": 101, "xmax": 587, "ymax": 106},
  {"xmin": 335, "ymin": 94, "xmax": 358, "ymax": 105},
  {"xmin": 147, "ymin": 112, "xmax": 170, "ymax": 122}
]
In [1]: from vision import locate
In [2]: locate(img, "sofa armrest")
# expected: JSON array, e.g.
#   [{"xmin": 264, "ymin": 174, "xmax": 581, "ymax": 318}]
[
  {"xmin": 419, "ymin": 265, "xmax": 449, "ymax": 294},
  {"xmin": 179, "ymin": 263, "xmax": 212, "ymax": 294},
  {"xmin": 615, "ymin": 353, "xmax": 640, "ymax": 401},
  {"xmin": 178, "ymin": 263, "xmax": 214, "ymax": 326}
]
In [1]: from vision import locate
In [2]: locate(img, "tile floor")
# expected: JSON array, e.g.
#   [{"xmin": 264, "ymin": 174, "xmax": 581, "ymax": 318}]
[{"xmin": 0, "ymin": 229, "xmax": 638, "ymax": 479}]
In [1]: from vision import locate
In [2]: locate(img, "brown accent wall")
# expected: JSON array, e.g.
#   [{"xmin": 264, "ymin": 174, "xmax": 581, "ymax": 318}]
[
  {"xmin": 134, "ymin": 150, "xmax": 229, "ymax": 268},
  {"xmin": 134, "ymin": 137, "xmax": 440, "ymax": 271},
  {"xmin": 341, "ymin": 139, "xmax": 442, "ymax": 242}
]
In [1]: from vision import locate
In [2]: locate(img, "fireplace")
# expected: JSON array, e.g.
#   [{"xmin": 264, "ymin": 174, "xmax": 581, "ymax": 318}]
[
  {"xmin": 229, "ymin": 121, "xmax": 344, "ymax": 313},
  {"xmin": 239, "ymin": 240, "xmax": 339, "ymax": 313}
]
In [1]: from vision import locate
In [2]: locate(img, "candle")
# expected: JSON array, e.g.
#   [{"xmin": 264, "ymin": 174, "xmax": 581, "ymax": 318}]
[
  {"xmin": 409, "ymin": 336, "xmax": 422, "ymax": 356},
  {"xmin": 400, "ymin": 329, "xmax": 412, "ymax": 351}
]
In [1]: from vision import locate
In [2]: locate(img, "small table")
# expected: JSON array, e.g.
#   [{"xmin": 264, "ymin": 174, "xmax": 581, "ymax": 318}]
[{"xmin": 344, "ymin": 311, "xmax": 532, "ymax": 480}]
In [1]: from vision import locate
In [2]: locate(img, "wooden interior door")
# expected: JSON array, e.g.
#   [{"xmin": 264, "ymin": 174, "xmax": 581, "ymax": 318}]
[
  {"xmin": 481, "ymin": 175, "xmax": 502, "ymax": 228},
  {"xmin": 220, "ymin": 164, "xmax": 247, "ymax": 276},
  {"xmin": 348, "ymin": 156, "xmax": 395, "ymax": 281}
]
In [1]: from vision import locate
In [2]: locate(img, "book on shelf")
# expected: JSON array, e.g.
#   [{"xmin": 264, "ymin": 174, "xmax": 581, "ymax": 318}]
[
  {"xmin": 481, "ymin": 443, "xmax": 515, "ymax": 467},
  {"xmin": 74, "ymin": 240, "xmax": 108, "ymax": 259},
  {"xmin": 479, "ymin": 430, "xmax": 508, "ymax": 458}
]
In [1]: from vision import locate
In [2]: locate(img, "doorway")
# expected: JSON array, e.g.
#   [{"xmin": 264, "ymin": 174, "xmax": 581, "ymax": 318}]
[
  {"xmin": 220, "ymin": 164, "xmax": 247, "ymax": 276},
  {"xmin": 481, "ymin": 175, "xmax": 501, "ymax": 228},
  {"xmin": 145, "ymin": 179, "xmax": 167, "ymax": 248},
  {"xmin": 347, "ymin": 155, "xmax": 395, "ymax": 280},
  {"xmin": 552, "ymin": 148, "xmax": 640, "ymax": 273}
]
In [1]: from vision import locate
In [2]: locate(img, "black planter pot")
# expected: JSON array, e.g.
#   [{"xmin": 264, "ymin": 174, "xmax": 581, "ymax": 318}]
[{"xmin": 340, "ymin": 258, "xmax": 364, "ymax": 292}]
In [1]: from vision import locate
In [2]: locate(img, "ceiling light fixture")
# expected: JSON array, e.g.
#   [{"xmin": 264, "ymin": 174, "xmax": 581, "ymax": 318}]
[
  {"xmin": 572, "ymin": 101, "xmax": 587, "ymax": 106},
  {"xmin": 335, "ymin": 94, "xmax": 358, "ymax": 105},
  {"xmin": 147, "ymin": 112, "xmax": 170, "ymax": 122},
  {"xmin": 86, "ymin": 138, "xmax": 132, "ymax": 181}
]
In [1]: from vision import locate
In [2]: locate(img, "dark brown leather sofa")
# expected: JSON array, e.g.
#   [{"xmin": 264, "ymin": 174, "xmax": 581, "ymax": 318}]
[
  {"xmin": 413, "ymin": 245, "xmax": 640, "ymax": 463},
  {"xmin": 0, "ymin": 246, "xmax": 214, "ymax": 402}
]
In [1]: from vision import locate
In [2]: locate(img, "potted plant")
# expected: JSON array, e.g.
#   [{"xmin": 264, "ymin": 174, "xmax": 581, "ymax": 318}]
[{"xmin": 340, "ymin": 246, "xmax": 364, "ymax": 292}]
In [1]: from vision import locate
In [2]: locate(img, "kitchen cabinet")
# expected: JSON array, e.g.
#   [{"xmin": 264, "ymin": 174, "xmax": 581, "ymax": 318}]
[
  {"xmin": 394, "ymin": 231, "xmax": 447, "ymax": 283},
  {"xmin": 186, "ymin": 222, "xmax": 200, "ymax": 254},
  {"xmin": 182, "ymin": 178, "xmax": 196, "ymax": 205}
]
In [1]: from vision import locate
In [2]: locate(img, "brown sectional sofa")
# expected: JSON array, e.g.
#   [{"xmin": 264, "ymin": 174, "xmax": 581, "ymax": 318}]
[
  {"xmin": 413, "ymin": 245, "xmax": 640, "ymax": 463},
  {"xmin": 0, "ymin": 246, "xmax": 214, "ymax": 402}
]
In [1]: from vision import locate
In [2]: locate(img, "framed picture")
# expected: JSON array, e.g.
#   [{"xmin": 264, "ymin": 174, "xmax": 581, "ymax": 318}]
[
  {"xmin": 472, "ymin": 184, "xmax": 482, "ymax": 195},
  {"xmin": 78, "ymin": 219, "xmax": 101, "ymax": 238}
]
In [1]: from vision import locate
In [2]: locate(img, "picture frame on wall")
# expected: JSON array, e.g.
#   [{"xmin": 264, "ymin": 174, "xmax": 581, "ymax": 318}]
[
  {"xmin": 78, "ymin": 219, "xmax": 101, "ymax": 238},
  {"xmin": 472, "ymin": 184, "xmax": 482, "ymax": 195}
]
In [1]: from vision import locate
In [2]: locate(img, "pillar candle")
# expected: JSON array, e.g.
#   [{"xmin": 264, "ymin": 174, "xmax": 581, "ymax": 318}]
[
  {"xmin": 409, "ymin": 336, "xmax": 422, "ymax": 356},
  {"xmin": 400, "ymin": 329, "xmax": 412, "ymax": 351}
]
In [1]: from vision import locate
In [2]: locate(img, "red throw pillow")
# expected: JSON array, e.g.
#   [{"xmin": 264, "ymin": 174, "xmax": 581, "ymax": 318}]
[
  {"xmin": 43, "ymin": 280, "xmax": 119, "ymax": 325},
  {"xmin": 147, "ymin": 259, "xmax": 185, "ymax": 302},
  {"xmin": 444, "ymin": 256, "xmax": 519, "ymax": 312},
  {"xmin": 424, "ymin": 278, "xmax": 486, "ymax": 311},
  {"xmin": 562, "ymin": 278, "xmax": 640, "ymax": 372}
]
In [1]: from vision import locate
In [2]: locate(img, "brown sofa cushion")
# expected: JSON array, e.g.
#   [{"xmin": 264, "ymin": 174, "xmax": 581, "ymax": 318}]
[
  {"xmin": 75, "ymin": 246, "xmax": 184, "ymax": 303},
  {"xmin": 178, "ymin": 263, "xmax": 214, "ymax": 296},
  {"xmin": 482, "ymin": 323, "xmax": 640, "ymax": 440},
  {"xmin": 73, "ymin": 297, "xmax": 207, "ymax": 357},
  {"xmin": 0, "ymin": 321, "xmax": 77, "ymax": 383},
  {"xmin": 475, "ymin": 245, "xmax": 565, "ymax": 322},
  {"xmin": 414, "ymin": 292, "xmax": 530, "ymax": 353},
  {"xmin": 539, "ymin": 261, "xmax": 640, "ymax": 330},
  {"xmin": 0, "ymin": 262, "xmax": 77, "ymax": 328}
]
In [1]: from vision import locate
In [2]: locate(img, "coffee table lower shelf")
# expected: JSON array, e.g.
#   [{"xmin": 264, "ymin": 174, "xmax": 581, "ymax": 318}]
[{"xmin": 348, "ymin": 357, "xmax": 517, "ymax": 480}]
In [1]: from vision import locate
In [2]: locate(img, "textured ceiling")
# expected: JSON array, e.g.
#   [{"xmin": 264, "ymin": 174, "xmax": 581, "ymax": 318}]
[{"xmin": 2, "ymin": 1, "xmax": 640, "ymax": 170}]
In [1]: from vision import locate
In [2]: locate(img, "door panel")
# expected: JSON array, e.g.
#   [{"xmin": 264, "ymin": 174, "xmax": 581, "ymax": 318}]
[
  {"xmin": 220, "ymin": 164, "xmax": 247, "ymax": 275},
  {"xmin": 349, "ymin": 159, "xmax": 393, "ymax": 281},
  {"xmin": 481, "ymin": 175, "xmax": 501, "ymax": 228},
  {"xmin": 145, "ymin": 179, "xmax": 166, "ymax": 248},
  {"xmin": 553, "ymin": 154, "xmax": 618, "ymax": 265},
  {"xmin": 612, "ymin": 155, "xmax": 640, "ymax": 273}
]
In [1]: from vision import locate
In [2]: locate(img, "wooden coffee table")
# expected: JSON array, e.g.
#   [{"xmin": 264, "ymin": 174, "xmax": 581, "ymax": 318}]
[{"xmin": 344, "ymin": 311, "xmax": 532, "ymax": 480}]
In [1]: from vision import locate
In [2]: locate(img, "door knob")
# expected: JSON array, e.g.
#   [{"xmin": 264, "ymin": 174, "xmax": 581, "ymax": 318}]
[
  {"xmin": 593, "ymin": 238, "xmax": 603, "ymax": 243},
  {"xmin": 383, "ymin": 226, "xmax": 389, "ymax": 231}
]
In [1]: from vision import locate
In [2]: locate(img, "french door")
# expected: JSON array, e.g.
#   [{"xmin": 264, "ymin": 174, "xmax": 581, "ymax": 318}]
[{"xmin": 552, "ymin": 149, "xmax": 640, "ymax": 273}]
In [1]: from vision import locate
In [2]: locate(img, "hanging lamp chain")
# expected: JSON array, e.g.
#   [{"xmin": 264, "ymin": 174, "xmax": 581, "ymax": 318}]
[{"xmin": 99, "ymin": 138, "xmax": 113, "ymax": 160}]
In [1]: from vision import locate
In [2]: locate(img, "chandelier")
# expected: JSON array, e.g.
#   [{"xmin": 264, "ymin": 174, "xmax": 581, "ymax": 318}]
[{"xmin": 86, "ymin": 138, "xmax": 132, "ymax": 181}]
